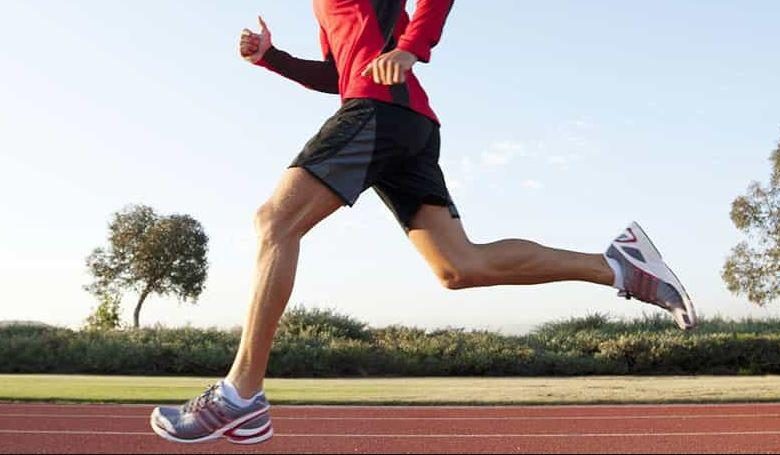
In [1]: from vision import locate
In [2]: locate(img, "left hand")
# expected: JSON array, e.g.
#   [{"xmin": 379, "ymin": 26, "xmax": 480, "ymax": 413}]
[
  {"xmin": 360, "ymin": 49, "xmax": 418, "ymax": 85},
  {"xmin": 240, "ymin": 16, "xmax": 273, "ymax": 64}
]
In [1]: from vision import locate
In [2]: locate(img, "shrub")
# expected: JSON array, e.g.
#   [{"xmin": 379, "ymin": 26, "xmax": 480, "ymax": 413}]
[
  {"xmin": 4, "ymin": 311, "xmax": 780, "ymax": 377},
  {"xmin": 276, "ymin": 306, "xmax": 370, "ymax": 341}
]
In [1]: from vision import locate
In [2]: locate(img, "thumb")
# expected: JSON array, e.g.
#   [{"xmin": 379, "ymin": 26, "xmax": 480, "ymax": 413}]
[
  {"xmin": 258, "ymin": 16, "xmax": 268, "ymax": 33},
  {"xmin": 361, "ymin": 62, "xmax": 373, "ymax": 77}
]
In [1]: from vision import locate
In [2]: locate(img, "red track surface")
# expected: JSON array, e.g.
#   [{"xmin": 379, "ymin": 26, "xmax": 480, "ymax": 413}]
[{"xmin": 2, "ymin": 403, "xmax": 780, "ymax": 454}]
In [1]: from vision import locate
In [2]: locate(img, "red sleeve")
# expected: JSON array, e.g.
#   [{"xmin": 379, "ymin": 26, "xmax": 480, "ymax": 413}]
[{"xmin": 396, "ymin": 0, "xmax": 454, "ymax": 63}]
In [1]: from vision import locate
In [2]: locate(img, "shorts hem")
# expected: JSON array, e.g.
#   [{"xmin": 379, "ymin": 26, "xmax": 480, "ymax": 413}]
[
  {"xmin": 289, "ymin": 164, "xmax": 356, "ymax": 207},
  {"xmin": 398, "ymin": 197, "xmax": 460, "ymax": 231}
]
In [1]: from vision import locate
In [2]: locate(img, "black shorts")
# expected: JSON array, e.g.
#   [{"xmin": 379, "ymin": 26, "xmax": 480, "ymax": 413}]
[{"xmin": 291, "ymin": 99, "xmax": 459, "ymax": 229}]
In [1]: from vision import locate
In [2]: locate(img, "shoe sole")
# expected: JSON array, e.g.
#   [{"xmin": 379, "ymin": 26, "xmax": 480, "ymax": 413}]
[
  {"xmin": 149, "ymin": 405, "xmax": 271, "ymax": 444},
  {"xmin": 624, "ymin": 222, "xmax": 697, "ymax": 330},
  {"xmin": 224, "ymin": 421, "xmax": 274, "ymax": 445}
]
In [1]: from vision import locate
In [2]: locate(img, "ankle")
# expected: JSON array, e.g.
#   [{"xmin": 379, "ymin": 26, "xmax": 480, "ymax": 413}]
[
  {"xmin": 225, "ymin": 375, "xmax": 264, "ymax": 400},
  {"xmin": 601, "ymin": 255, "xmax": 622, "ymax": 288}
]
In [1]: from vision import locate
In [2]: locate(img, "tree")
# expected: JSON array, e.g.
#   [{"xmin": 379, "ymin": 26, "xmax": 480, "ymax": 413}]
[
  {"xmin": 85, "ymin": 205, "xmax": 209, "ymax": 328},
  {"xmin": 723, "ymin": 141, "xmax": 780, "ymax": 306},
  {"xmin": 84, "ymin": 292, "xmax": 122, "ymax": 331}
]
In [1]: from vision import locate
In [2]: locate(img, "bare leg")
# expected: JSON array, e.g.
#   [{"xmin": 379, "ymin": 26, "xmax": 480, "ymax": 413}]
[
  {"xmin": 226, "ymin": 168, "xmax": 343, "ymax": 398},
  {"xmin": 408, "ymin": 205, "xmax": 614, "ymax": 290}
]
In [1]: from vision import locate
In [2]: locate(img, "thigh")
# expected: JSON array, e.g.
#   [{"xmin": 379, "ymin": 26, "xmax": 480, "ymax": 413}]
[
  {"xmin": 407, "ymin": 204, "xmax": 476, "ymax": 275},
  {"xmin": 264, "ymin": 168, "xmax": 344, "ymax": 236}
]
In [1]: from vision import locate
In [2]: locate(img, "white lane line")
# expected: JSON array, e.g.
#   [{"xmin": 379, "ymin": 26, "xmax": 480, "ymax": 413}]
[
  {"xmin": 291, "ymin": 403, "xmax": 780, "ymax": 410},
  {"xmin": 278, "ymin": 413, "xmax": 780, "ymax": 421},
  {"xmin": 3, "ymin": 413, "xmax": 780, "ymax": 421},
  {"xmin": 2, "ymin": 429, "xmax": 780, "ymax": 438},
  {"xmin": 4, "ymin": 403, "xmax": 780, "ymax": 410},
  {"xmin": 278, "ymin": 403, "xmax": 780, "ymax": 410},
  {"xmin": 0, "ymin": 403, "xmax": 154, "ymax": 408},
  {"xmin": 279, "ymin": 431, "xmax": 780, "ymax": 438},
  {"xmin": 0, "ymin": 414, "xmax": 147, "ymax": 419},
  {"xmin": 0, "ymin": 430, "xmax": 152, "ymax": 436}
]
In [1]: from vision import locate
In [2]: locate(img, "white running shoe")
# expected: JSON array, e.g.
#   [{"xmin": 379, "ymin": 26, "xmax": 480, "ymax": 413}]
[
  {"xmin": 605, "ymin": 222, "xmax": 697, "ymax": 330},
  {"xmin": 149, "ymin": 382, "xmax": 273, "ymax": 445}
]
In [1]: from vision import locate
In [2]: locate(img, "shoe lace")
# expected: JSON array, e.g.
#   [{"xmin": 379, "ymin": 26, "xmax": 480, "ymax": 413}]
[{"xmin": 182, "ymin": 384, "xmax": 219, "ymax": 413}]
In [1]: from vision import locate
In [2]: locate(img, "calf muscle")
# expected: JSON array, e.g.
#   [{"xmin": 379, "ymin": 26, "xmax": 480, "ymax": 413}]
[{"xmin": 409, "ymin": 205, "xmax": 614, "ymax": 289}]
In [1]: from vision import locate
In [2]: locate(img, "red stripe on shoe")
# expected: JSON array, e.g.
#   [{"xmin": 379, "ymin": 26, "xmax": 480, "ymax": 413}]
[{"xmin": 225, "ymin": 423, "xmax": 273, "ymax": 442}]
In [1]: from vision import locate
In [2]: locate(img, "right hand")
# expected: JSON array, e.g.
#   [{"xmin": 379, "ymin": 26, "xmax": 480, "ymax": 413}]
[{"xmin": 240, "ymin": 16, "xmax": 273, "ymax": 64}]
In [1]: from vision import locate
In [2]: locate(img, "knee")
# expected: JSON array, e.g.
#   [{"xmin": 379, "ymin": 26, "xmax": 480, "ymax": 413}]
[{"xmin": 254, "ymin": 202, "xmax": 297, "ymax": 244}]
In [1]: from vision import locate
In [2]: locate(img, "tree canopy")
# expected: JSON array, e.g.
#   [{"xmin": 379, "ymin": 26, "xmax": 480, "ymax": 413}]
[
  {"xmin": 86, "ymin": 205, "xmax": 209, "ymax": 328},
  {"xmin": 723, "ymin": 142, "xmax": 780, "ymax": 306}
]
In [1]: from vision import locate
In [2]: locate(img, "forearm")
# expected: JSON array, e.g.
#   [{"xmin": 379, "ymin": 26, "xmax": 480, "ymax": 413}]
[{"xmin": 257, "ymin": 47, "xmax": 339, "ymax": 94}]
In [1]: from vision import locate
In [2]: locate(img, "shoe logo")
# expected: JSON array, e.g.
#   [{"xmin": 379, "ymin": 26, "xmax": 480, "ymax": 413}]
[
  {"xmin": 620, "ymin": 246, "xmax": 646, "ymax": 263},
  {"xmin": 615, "ymin": 228, "xmax": 638, "ymax": 243}
]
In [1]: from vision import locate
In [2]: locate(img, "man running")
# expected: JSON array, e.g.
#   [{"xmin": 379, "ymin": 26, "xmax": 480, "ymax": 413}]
[{"xmin": 150, "ymin": 0, "xmax": 697, "ymax": 445}]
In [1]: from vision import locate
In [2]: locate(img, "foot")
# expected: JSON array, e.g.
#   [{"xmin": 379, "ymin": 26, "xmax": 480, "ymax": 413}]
[
  {"xmin": 149, "ymin": 381, "xmax": 272, "ymax": 444},
  {"xmin": 605, "ymin": 222, "xmax": 697, "ymax": 330}
]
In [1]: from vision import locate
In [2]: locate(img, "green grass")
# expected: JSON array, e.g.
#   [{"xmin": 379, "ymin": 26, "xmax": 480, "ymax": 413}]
[{"xmin": 3, "ymin": 375, "xmax": 780, "ymax": 405}]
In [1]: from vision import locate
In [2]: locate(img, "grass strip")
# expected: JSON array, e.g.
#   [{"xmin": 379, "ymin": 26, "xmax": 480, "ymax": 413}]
[{"xmin": 2, "ymin": 375, "xmax": 780, "ymax": 405}]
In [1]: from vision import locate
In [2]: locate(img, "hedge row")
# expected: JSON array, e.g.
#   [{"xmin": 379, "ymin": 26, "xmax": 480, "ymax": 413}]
[{"xmin": 2, "ymin": 308, "xmax": 780, "ymax": 376}]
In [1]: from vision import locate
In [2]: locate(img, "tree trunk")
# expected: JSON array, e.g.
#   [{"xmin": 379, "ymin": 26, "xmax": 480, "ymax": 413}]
[{"xmin": 133, "ymin": 287, "xmax": 152, "ymax": 329}]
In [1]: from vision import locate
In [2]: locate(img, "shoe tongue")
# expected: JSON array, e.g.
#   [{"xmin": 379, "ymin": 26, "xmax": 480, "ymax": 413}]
[
  {"xmin": 210, "ymin": 381, "xmax": 226, "ymax": 402},
  {"xmin": 216, "ymin": 380, "xmax": 251, "ymax": 407}
]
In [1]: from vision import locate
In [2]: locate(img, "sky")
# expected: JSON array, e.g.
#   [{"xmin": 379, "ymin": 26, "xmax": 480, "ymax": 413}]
[{"xmin": 1, "ymin": 1, "xmax": 779, "ymax": 332}]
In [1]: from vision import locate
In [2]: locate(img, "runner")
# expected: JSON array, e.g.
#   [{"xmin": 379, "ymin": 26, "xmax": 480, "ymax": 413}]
[{"xmin": 150, "ymin": 0, "xmax": 697, "ymax": 445}]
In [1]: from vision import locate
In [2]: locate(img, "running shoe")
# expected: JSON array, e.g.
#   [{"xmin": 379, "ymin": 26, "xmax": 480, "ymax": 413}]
[
  {"xmin": 606, "ymin": 222, "xmax": 697, "ymax": 330},
  {"xmin": 150, "ymin": 381, "xmax": 272, "ymax": 444}
]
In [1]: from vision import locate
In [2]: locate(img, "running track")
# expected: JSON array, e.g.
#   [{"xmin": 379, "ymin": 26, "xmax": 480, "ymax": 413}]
[{"xmin": 2, "ymin": 403, "xmax": 780, "ymax": 454}]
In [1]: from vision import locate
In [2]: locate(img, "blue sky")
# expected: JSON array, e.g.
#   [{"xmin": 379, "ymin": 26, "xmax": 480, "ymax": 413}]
[{"xmin": 1, "ymin": 1, "xmax": 779, "ymax": 331}]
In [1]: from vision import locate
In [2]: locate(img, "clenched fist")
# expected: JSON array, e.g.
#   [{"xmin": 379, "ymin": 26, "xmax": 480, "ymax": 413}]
[{"xmin": 240, "ymin": 16, "xmax": 273, "ymax": 64}]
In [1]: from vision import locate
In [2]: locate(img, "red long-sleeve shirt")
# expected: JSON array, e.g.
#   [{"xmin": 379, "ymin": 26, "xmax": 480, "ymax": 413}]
[{"xmin": 258, "ymin": 0, "xmax": 454, "ymax": 123}]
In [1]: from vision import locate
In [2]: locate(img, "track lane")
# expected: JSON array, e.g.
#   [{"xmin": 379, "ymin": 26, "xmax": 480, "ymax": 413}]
[
  {"xmin": 3, "ymin": 414, "xmax": 780, "ymax": 435},
  {"xmin": 2, "ymin": 403, "xmax": 779, "ymax": 454}
]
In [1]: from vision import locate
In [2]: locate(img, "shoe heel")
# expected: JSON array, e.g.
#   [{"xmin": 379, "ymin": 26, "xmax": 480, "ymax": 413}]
[{"xmin": 629, "ymin": 222, "xmax": 663, "ymax": 263}]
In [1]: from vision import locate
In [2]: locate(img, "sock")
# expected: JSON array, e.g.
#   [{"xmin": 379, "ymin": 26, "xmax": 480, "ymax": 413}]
[
  {"xmin": 604, "ymin": 255, "xmax": 624, "ymax": 289},
  {"xmin": 220, "ymin": 379, "xmax": 263, "ymax": 407}
]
